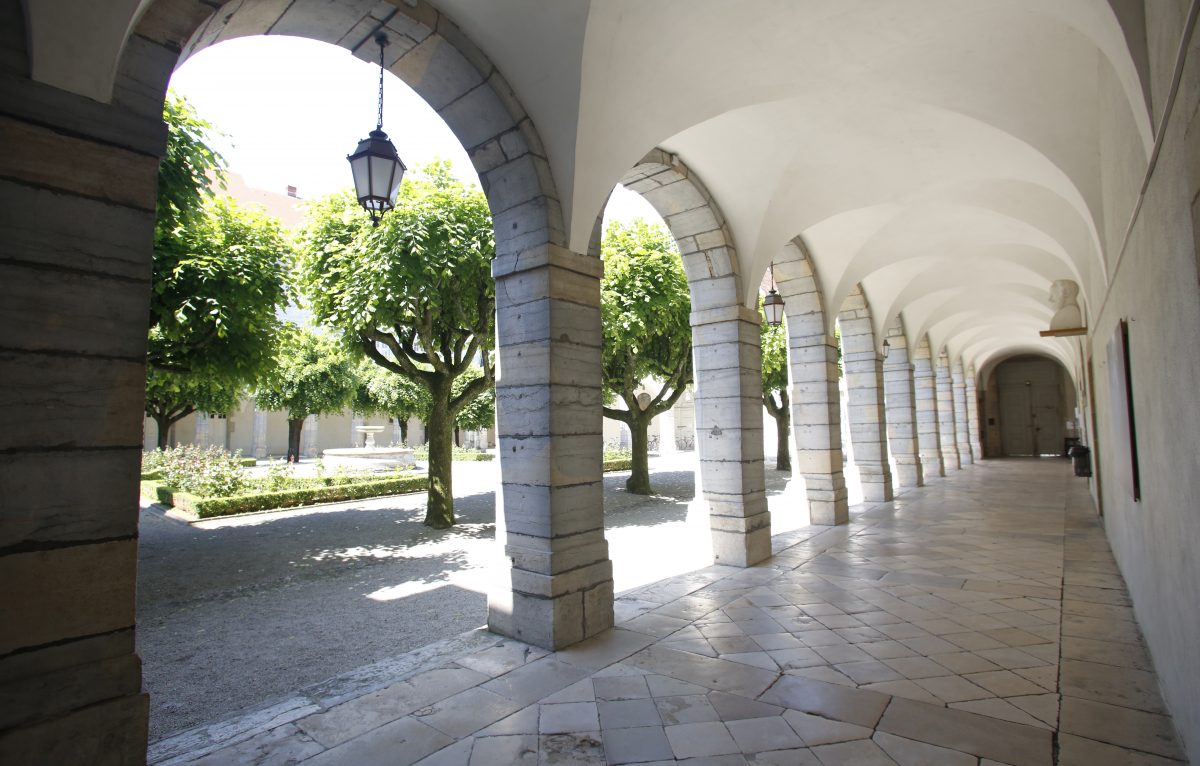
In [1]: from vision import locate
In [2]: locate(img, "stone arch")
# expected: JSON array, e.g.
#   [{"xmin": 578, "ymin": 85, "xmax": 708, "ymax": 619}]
[
  {"xmin": 616, "ymin": 148, "xmax": 769, "ymax": 566},
  {"xmin": 773, "ymin": 237, "xmax": 848, "ymax": 525},
  {"xmin": 837, "ymin": 285, "xmax": 893, "ymax": 501},
  {"xmin": 108, "ymin": 0, "xmax": 613, "ymax": 652},
  {"xmin": 120, "ymin": 0, "xmax": 565, "ymax": 254}
]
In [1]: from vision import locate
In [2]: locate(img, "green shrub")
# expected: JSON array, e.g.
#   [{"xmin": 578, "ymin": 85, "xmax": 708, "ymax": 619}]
[
  {"xmin": 239, "ymin": 457, "xmax": 257, "ymax": 467},
  {"xmin": 603, "ymin": 458, "xmax": 633, "ymax": 472},
  {"xmin": 411, "ymin": 445, "xmax": 494, "ymax": 461},
  {"xmin": 142, "ymin": 474, "xmax": 429, "ymax": 518},
  {"xmin": 604, "ymin": 446, "xmax": 632, "ymax": 462}
]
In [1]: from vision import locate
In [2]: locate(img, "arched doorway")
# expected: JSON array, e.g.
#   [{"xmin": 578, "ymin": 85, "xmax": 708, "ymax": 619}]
[{"xmin": 988, "ymin": 355, "xmax": 1075, "ymax": 457}]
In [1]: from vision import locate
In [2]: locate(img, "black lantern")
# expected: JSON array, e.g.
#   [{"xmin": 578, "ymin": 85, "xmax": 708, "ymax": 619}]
[
  {"xmin": 348, "ymin": 33, "xmax": 406, "ymax": 225},
  {"xmin": 881, "ymin": 339, "xmax": 891, "ymax": 359},
  {"xmin": 763, "ymin": 264, "xmax": 784, "ymax": 326}
]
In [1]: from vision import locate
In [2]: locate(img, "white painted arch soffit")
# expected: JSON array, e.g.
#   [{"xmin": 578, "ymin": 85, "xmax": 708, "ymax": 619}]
[{"xmin": 21, "ymin": 0, "xmax": 1150, "ymax": 376}]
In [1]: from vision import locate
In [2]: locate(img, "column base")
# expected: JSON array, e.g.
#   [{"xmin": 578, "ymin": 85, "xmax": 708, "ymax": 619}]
[{"xmin": 488, "ymin": 574, "xmax": 614, "ymax": 651}]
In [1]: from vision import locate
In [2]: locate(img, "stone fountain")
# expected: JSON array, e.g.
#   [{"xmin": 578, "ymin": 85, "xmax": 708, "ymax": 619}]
[{"xmin": 322, "ymin": 425, "xmax": 416, "ymax": 470}]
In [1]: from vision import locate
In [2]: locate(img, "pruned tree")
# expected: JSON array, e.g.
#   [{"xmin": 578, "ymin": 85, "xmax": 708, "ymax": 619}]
[
  {"xmin": 600, "ymin": 219, "xmax": 693, "ymax": 495},
  {"xmin": 298, "ymin": 162, "xmax": 494, "ymax": 528},
  {"xmin": 144, "ymin": 365, "xmax": 241, "ymax": 450},
  {"xmin": 452, "ymin": 365, "xmax": 495, "ymax": 446},
  {"xmin": 352, "ymin": 360, "xmax": 430, "ymax": 445},
  {"xmin": 761, "ymin": 305, "xmax": 790, "ymax": 471},
  {"xmin": 146, "ymin": 95, "xmax": 289, "ymax": 444},
  {"xmin": 254, "ymin": 327, "xmax": 356, "ymax": 462}
]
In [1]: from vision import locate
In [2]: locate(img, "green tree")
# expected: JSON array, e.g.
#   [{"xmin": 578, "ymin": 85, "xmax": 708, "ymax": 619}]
[
  {"xmin": 453, "ymin": 365, "xmax": 495, "ymax": 445},
  {"xmin": 761, "ymin": 305, "xmax": 790, "ymax": 471},
  {"xmin": 352, "ymin": 360, "xmax": 431, "ymax": 445},
  {"xmin": 144, "ymin": 363, "xmax": 242, "ymax": 449},
  {"xmin": 254, "ymin": 327, "xmax": 356, "ymax": 462},
  {"xmin": 147, "ymin": 95, "xmax": 289, "ymax": 443},
  {"xmin": 298, "ymin": 162, "xmax": 494, "ymax": 528},
  {"xmin": 601, "ymin": 219, "xmax": 693, "ymax": 494}
]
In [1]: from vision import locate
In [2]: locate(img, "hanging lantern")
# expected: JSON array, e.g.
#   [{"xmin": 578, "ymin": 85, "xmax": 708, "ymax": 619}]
[
  {"xmin": 881, "ymin": 339, "xmax": 891, "ymax": 359},
  {"xmin": 763, "ymin": 289, "xmax": 784, "ymax": 326},
  {"xmin": 763, "ymin": 264, "xmax": 784, "ymax": 326},
  {"xmin": 347, "ymin": 33, "xmax": 406, "ymax": 225}
]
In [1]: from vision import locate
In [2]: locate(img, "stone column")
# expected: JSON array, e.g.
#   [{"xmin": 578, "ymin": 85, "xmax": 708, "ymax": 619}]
[
  {"xmin": 691, "ymin": 306, "xmax": 771, "ymax": 566},
  {"xmin": 882, "ymin": 334, "xmax": 923, "ymax": 489},
  {"xmin": 0, "ymin": 84, "xmax": 162, "ymax": 760},
  {"xmin": 951, "ymin": 359, "xmax": 974, "ymax": 466},
  {"xmin": 839, "ymin": 318, "xmax": 893, "ymax": 502},
  {"xmin": 935, "ymin": 353, "xmax": 961, "ymax": 470},
  {"xmin": 965, "ymin": 369, "xmax": 983, "ymax": 460},
  {"xmin": 912, "ymin": 340, "xmax": 944, "ymax": 478},
  {"xmin": 193, "ymin": 413, "xmax": 210, "ymax": 447},
  {"xmin": 252, "ymin": 408, "xmax": 268, "ymax": 459},
  {"xmin": 783, "ymin": 290, "xmax": 848, "ymax": 524},
  {"xmin": 488, "ymin": 245, "xmax": 613, "ymax": 650},
  {"xmin": 302, "ymin": 415, "xmax": 320, "ymax": 459}
]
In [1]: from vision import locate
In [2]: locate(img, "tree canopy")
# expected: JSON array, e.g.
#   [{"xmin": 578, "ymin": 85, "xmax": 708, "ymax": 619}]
[
  {"xmin": 600, "ymin": 218, "xmax": 692, "ymax": 493},
  {"xmin": 297, "ymin": 162, "xmax": 495, "ymax": 527},
  {"xmin": 254, "ymin": 327, "xmax": 356, "ymax": 461},
  {"xmin": 145, "ymin": 94, "xmax": 289, "ymax": 448}
]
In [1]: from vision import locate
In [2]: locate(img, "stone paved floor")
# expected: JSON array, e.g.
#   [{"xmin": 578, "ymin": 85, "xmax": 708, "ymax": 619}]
[{"xmin": 152, "ymin": 459, "xmax": 1188, "ymax": 765}]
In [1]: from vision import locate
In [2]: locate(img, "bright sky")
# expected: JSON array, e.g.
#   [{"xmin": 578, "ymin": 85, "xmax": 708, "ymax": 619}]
[{"xmin": 169, "ymin": 35, "xmax": 657, "ymax": 227}]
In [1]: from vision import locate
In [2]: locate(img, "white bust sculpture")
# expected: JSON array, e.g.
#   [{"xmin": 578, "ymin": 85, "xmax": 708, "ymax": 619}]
[{"xmin": 1048, "ymin": 279, "xmax": 1083, "ymax": 330}]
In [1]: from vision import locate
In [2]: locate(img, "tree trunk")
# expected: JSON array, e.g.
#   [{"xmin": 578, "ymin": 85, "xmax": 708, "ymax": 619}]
[
  {"xmin": 454, "ymin": 427, "xmax": 461, "ymax": 447},
  {"xmin": 398, "ymin": 418, "xmax": 409, "ymax": 445},
  {"xmin": 153, "ymin": 413, "xmax": 171, "ymax": 450},
  {"xmin": 627, "ymin": 414, "xmax": 652, "ymax": 495},
  {"xmin": 773, "ymin": 407, "xmax": 791, "ymax": 472},
  {"xmin": 286, "ymin": 418, "xmax": 304, "ymax": 463},
  {"xmin": 424, "ymin": 379, "xmax": 455, "ymax": 528}
]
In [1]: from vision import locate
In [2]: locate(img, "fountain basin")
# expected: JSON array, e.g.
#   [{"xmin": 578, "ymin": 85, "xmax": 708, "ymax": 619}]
[{"xmin": 322, "ymin": 447, "xmax": 416, "ymax": 471}]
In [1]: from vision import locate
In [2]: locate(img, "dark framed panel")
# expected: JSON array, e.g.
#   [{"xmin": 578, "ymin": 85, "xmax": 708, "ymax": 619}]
[{"xmin": 1105, "ymin": 319, "xmax": 1141, "ymax": 502}]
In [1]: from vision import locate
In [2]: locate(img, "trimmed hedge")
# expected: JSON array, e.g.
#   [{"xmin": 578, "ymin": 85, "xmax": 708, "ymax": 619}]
[
  {"xmin": 238, "ymin": 457, "xmax": 257, "ymax": 467},
  {"xmin": 141, "ymin": 474, "xmax": 429, "ymax": 519},
  {"xmin": 603, "ymin": 459, "xmax": 633, "ymax": 472},
  {"xmin": 455, "ymin": 451, "xmax": 494, "ymax": 461}
]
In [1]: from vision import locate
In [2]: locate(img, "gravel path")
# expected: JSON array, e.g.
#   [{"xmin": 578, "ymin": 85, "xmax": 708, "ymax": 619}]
[{"xmin": 137, "ymin": 455, "xmax": 797, "ymax": 741}]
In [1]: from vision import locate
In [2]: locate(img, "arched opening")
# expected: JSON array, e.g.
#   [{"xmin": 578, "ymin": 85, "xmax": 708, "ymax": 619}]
[
  {"xmin": 984, "ymin": 355, "xmax": 1077, "ymax": 457},
  {"xmin": 138, "ymin": 31, "xmax": 507, "ymax": 743},
  {"xmin": 595, "ymin": 183, "xmax": 709, "ymax": 591}
]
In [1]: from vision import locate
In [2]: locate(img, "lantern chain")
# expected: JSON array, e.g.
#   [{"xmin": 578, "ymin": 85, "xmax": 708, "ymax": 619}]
[{"xmin": 376, "ymin": 34, "xmax": 387, "ymax": 132}]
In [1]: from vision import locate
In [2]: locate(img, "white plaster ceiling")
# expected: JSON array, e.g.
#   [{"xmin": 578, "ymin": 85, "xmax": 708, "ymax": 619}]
[{"xmin": 24, "ymin": 0, "xmax": 1154, "ymax": 377}]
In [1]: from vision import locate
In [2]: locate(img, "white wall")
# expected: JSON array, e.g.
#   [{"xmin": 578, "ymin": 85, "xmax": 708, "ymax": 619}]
[{"xmin": 1087, "ymin": 4, "xmax": 1200, "ymax": 756}]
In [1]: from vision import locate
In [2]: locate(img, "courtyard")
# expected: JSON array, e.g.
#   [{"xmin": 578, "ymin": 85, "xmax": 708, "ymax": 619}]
[
  {"xmin": 139, "ymin": 455, "xmax": 804, "ymax": 741},
  {"xmin": 145, "ymin": 459, "xmax": 1185, "ymax": 765}
]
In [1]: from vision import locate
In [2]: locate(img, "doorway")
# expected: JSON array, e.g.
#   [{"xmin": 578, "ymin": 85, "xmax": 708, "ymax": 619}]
[{"xmin": 995, "ymin": 357, "xmax": 1069, "ymax": 456}]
